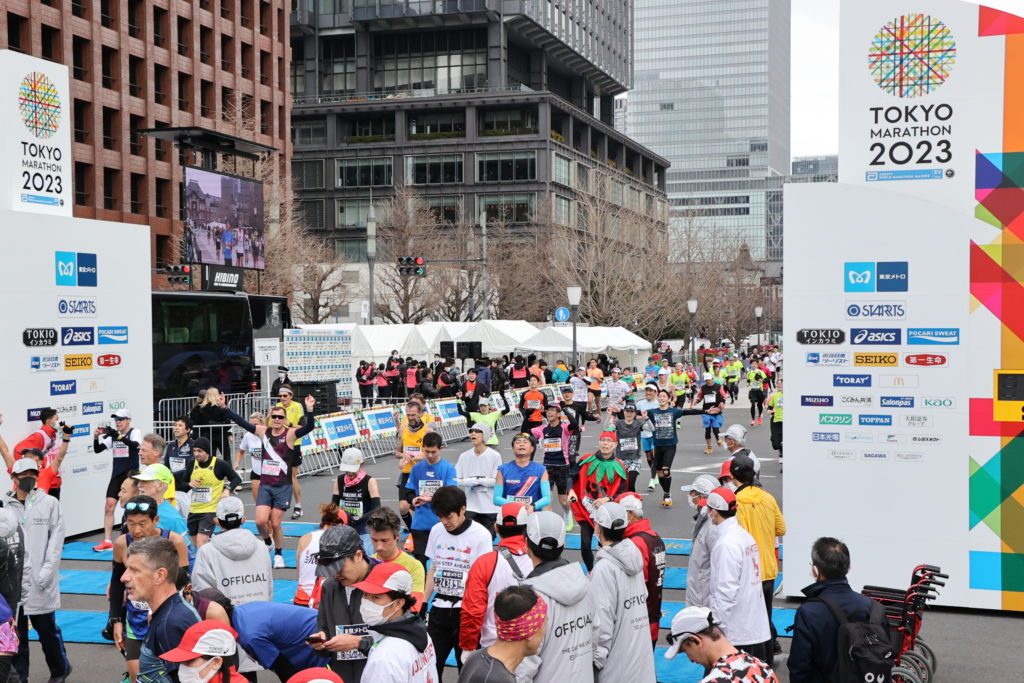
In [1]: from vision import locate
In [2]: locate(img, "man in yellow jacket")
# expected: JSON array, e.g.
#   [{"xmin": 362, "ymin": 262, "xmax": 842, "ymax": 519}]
[{"xmin": 729, "ymin": 451, "xmax": 786, "ymax": 664}]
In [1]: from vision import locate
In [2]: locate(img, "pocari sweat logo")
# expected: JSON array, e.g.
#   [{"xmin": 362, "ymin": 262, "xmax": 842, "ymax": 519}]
[
  {"xmin": 907, "ymin": 328, "xmax": 960, "ymax": 345},
  {"xmin": 97, "ymin": 326, "xmax": 129, "ymax": 344}
]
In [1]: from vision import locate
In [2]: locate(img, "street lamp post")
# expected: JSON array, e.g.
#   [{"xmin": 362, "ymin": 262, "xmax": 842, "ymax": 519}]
[
  {"xmin": 755, "ymin": 305, "xmax": 764, "ymax": 350},
  {"xmin": 479, "ymin": 211, "xmax": 489, "ymax": 321},
  {"xmin": 366, "ymin": 203, "xmax": 377, "ymax": 325},
  {"xmin": 687, "ymin": 298, "xmax": 698, "ymax": 366},
  {"xmin": 567, "ymin": 285, "xmax": 582, "ymax": 370}
]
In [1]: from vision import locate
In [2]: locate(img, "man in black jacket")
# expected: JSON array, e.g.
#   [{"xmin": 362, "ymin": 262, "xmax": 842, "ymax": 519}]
[{"xmin": 788, "ymin": 537, "xmax": 887, "ymax": 683}]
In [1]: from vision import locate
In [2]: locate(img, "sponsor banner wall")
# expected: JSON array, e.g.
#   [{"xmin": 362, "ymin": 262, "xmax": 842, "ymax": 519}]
[{"xmin": 0, "ymin": 208, "xmax": 153, "ymax": 536}]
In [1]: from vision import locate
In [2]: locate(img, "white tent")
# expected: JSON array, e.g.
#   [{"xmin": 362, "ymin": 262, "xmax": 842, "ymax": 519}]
[
  {"xmin": 517, "ymin": 325, "xmax": 652, "ymax": 369},
  {"xmin": 454, "ymin": 320, "xmax": 540, "ymax": 355},
  {"xmin": 351, "ymin": 324, "xmax": 430, "ymax": 364},
  {"xmin": 418, "ymin": 321, "xmax": 474, "ymax": 350}
]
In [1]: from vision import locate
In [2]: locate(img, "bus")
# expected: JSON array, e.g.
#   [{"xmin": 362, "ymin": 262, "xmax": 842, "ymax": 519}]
[{"xmin": 151, "ymin": 291, "xmax": 291, "ymax": 412}]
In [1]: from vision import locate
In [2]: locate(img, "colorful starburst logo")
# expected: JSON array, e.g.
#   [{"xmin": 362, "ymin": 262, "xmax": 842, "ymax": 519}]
[
  {"xmin": 868, "ymin": 14, "xmax": 957, "ymax": 98},
  {"xmin": 18, "ymin": 71, "xmax": 62, "ymax": 139}
]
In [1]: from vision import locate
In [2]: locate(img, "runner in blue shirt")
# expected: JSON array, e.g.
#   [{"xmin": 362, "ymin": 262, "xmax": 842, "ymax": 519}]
[
  {"xmin": 404, "ymin": 432, "xmax": 456, "ymax": 565},
  {"xmin": 494, "ymin": 433, "xmax": 551, "ymax": 511}
]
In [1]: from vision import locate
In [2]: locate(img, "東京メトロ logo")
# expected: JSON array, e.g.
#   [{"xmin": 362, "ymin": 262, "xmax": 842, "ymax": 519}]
[
  {"xmin": 55, "ymin": 252, "xmax": 98, "ymax": 287},
  {"xmin": 18, "ymin": 71, "xmax": 62, "ymax": 139},
  {"xmin": 869, "ymin": 14, "xmax": 957, "ymax": 99},
  {"xmin": 844, "ymin": 262, "xmax": 908, "ymax": 293}
]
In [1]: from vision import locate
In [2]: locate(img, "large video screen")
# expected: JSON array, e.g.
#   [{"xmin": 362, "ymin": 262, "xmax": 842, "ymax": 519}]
[{"xmin": 183, "ymin": 167, "xmax": 266, "ymax": 270}]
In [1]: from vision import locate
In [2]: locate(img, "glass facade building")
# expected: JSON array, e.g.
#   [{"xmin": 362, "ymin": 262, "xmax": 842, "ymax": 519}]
[{"xmin": 627, "ymin": 0, "xmax": 791, "ymax": 261}]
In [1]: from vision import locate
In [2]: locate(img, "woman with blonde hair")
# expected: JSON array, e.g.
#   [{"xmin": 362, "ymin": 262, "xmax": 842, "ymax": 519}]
[{"xmin": 190, "ymin": 387, "xmax": 230, "ymax": 458}]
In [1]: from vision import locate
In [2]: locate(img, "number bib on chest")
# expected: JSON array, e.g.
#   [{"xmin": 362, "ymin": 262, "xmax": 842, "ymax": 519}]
[
  {"xmin": 112, "ymin": 443, "xmax": 129, "ymax": 459},
  {"xmin": 192, "ymin": 487, "xmax": 213, "ymax": 504}
]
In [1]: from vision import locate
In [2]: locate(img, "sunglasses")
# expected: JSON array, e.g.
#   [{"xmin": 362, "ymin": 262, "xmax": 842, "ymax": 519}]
[
  {"xmin": 278, "ymin": 394, "xmax": 291, "ymax": 398},
  {"xmin": 315, "ymin": 552, "xmax": 345, "ymax": 565},
  {"xmin": 115, "ymin": 417, "xmax": 129, "ymax": 421},
  {"xmin": 125, "ymin": 501, "xmax": 153, "ymax": 512},
  {"xmin": 270, "ymin": 414, "xmax": 286, "ymax": 419}
]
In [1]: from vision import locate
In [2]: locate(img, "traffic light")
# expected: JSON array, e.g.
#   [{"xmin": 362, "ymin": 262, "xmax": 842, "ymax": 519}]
[
  {"xmin": 398, "ymin": 256, "xmax": 427, "ymax": 277},
  {"xmin": 166, "ymin": 265, "xmax": 192, "ymax": 285}
]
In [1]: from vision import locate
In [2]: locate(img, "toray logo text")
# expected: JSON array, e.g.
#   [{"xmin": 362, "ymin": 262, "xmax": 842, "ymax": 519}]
[
  {"xmin": 844, "ymin": 262, "xmax": 909, "ymax": 292},
  {"xmin": 834, "ymin": 374, "xmax": 872, "ymax": 387},
  {"xmin": 55, "ymin": 252, "xmax": 97, "ymax": 287}
]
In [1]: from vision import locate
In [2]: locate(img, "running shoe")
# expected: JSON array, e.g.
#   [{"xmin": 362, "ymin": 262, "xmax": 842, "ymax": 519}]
[
  {"xmin": 648, "ymin": 476, "xmax": 659, "ymax": 491},
  {"xmin": 661, "ymin": 495, "xmax": 673, "ymax": 508},
  {"xmin": 564, "ymin": 512, "xmax": 574, "ymax": 532},
  {"xmin": 291, "ymin": 506, "xmax": 303, "ymax": 520},
  {"xmin": 757, "ymin": 417, "xmax": 763, "ymax": 426},
  {"xmin": 273, "ymin": 554, "xmax": 286, "ymax": 569},
  {"xmin": 703, "ymin": 447, "xmax": 713, "ymax": 454},
  {"xmin": 750, "ymin": 420, "xmax": 756, "ymax": 426},
  {"xmin": 92, "ymin": 539, "xmax": 113, "ymax": 552}
]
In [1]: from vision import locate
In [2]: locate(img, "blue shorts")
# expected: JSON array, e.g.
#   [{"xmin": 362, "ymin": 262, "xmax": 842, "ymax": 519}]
[
  {"xmin": 702, "ymin": 413, "xmax": 724, "ymax": 429},
  {"xmin": 256, "ymin": 483, "xmax": 293, "ymax": 510},
  {"xmin": 641, "ymin": 436, "xmax": 654, "ymax": 452}
]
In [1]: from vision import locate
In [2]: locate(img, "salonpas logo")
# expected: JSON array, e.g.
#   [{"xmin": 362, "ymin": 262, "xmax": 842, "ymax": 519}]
[{"xmin": 869, "ymin": 14, "xmax": 956, "ymax": 98}]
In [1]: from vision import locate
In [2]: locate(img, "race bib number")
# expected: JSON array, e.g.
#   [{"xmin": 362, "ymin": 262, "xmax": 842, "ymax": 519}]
[
  {"xmin": 169, "ymin": 457, "xmax": 186, "ymax": 473},
  {"xmin": 112, "ymin": 443, "xmax": 129, "ymax": 459},
  {"xmin": 434, "ymin": 568, "xmax": 467, "ymax": 596},
  {"xmin": 509, "ymin": 496, "xmax": 533, "ymax": 505},
  {"xmin": 526, "ymin": 400, "xmax": 541, "ymax": 410},
  {"xmin": 543, "ymin": 438, "xmax": 561, "ymax": 453},
  {"xmin": 335, "ymin": 624, "xmax": 369, "ymax": 661},
  {"xmin": 261, "ymin": 460, "xmax": 282, "ymax": 478},
  {"xmin": 419, "ymin": 479, "xmax": 442, "ymax": 498},
  {"xmin": 674, "ymin": 383, "xmax": 685, "ymax": 391},
  {"xmin": 619, "ymin": 438, "xmax": 638, "ymax": 452},
  {"xmin": 703, "ymin": 393, "xmax": 717, "ymax": 404},
  {"xmin": 192, "ymin": 487, "xmax": 212, "ymax": 504},
  {"xmin": 655, "ymin": 414, "xmax": 672, "ymax": 428},
  {"xmin": 342, "ymin": 499, "xmax": 363, "ymax": 518},
  {"xmin": 129, "ymin": 598, "xmax": 150, "ymax": 613},
  {"xmin": 776, "ymin": 396, "xmax": 783, "ymax": 406},
  {"xmin": 404, "ymin": 446, "xmax": 421, "ymax": 460}
]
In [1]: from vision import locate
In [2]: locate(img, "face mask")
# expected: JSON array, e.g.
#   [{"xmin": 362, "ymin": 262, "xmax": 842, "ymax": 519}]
[
  {"xmin": 724, "ymin": 481, "xmax": 738, "ymax": 492},
  {"xmin": 360, "ymin": 598, "xmax": 398, "ymax": 626},
  {"xmin": 18, "ymin": 477, "xmax": 36, "ymax": 493},
  {"xmin": 277, "ymin": 371, "xmax": 286, "ymax": 380},
  {"xmin": 177, "ymin": 658, "xmax": 220, "ymax": 683},
  {"xmin": 687, "ymin": 496, "xmax": 698, "ymax": 511}
]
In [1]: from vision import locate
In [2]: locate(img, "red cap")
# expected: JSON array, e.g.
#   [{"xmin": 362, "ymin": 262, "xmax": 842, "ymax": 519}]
[
  {"xmin": 287, "ymin": 669, "xmax": 345, "ymax": 683},
  {"xmin": 706, "ymin": 487, "xmax": 737, "ymax": 512},
  {"xmin": 718, "ymin": 460, "xmax": 733, "ymax": 480},
  {"xmin": 159, "ymin": 621, "xmax": 238, "ymax": 662},
  {"xmin": 351, "ymin": 562, "xmax": 413, "ymax": 595},
  {"xmin": 599, "ymin": 431, "xmax": 618, "ymax": 442},
  {"xmin": 500, "ymin": 502, "xmax": 530, "ymax": 527}
]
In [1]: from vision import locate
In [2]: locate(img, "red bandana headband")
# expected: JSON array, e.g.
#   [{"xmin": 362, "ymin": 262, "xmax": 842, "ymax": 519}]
[{"xmin": 495, "ymin": 595, "xmax": 548, "ymax": 642}]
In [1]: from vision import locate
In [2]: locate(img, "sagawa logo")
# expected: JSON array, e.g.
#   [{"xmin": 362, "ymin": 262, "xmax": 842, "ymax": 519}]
[
  {"xmin": 859, "ymin": 414, "xmax": 893, "ymax": 426},
  {"xmin": 49, "ymin": 379, "xmax": 76, "ymax": 396},
  {"xmin": 845, "ymin": 302, "xmax": 906, "ymax": 319},
  {"xmin": 854, "ymin": 353, "xmax": 898, "ymax": 367},
  {"xmin": 829, "ymin": 449, "xmax": 856, "ymax": 460},
  {"xmin": 839, "ymin": 395, "xmax": 873, "ymax": 407},
  {"xmin": 796, "ymin": 329, "xmax": 845, "ymax": 345},
  {"xmin": 901, "ymin": 415, "xmax": 933, "ymax": 428},
  {"xmin": 819, "ymin": 413, "xmax": 853, "ymax": 425},
  {"xmin": 880, "ymin": 396, "xmax": 915, "ymax": 408},
  {"xmin": 844, "ymin": 261, "xmax": 909, "ymax": 292},
  {"xmin": 97, "ymin": 326, "xmax": 128, "ymax": 344},
  {"xmin": 851, "ymin": 328, "xmax": 901, "ymax": 345},
  {"xmin": 61, "ymin": 327, "xmax": 94, "ymax": 346},
  {"xmin": 911, "ymin": 434, "xmax": 942, "ymax": 444},
  {"xmin": 905, "ymin": 353, "xmax": 948, "ymax": 367},
  {"xmin": 833, "ymin": 374, "xmax": 872, "ymax": 387},
  {"xmin": 96, "ymin": 354, "xmax": 122, "ymax": 367},
  {"xmin": 82, "ymin": 401, "xmax": 104, "ymax": 415},
  {"xmin": 57, "ymin": 297, "xmax": 97, "ymax": 317},
  {"xmin": 806, "ymin": 352, "xmax": 849, "ymax": 366},
  {"xmin": 907, "ymin": 328, "xmax": 959, "ymax": 345},
  {"xmin": 863, "ymin": 451, "xmax": 889, "ymax": 461},
  {"xmin": 54, "ymin": 251, "xmax": 98, "ymax": 287},
  {"xmin": 812, "ymin": 432, "xmax": 840, "ymax": 442},
  {"xmin": 922, "ymin": 397, "xmax": 955, "ymax": 409},
  {"xmin": 801, "ymin": 395, "xmax": 834, "ymax": 407},
  {"xmin": 30, "ymin": 355, "xmax": 61, "ymax": 372},
  {"xmin": 846, "ymin": 433, "xmax": 875, "ymax": 444}
]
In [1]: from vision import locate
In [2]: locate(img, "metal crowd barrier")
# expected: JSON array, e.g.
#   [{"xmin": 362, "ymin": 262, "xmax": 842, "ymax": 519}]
[{"xmin": 155, "ymin": 392, "xmax": 246, "ymax": 422}]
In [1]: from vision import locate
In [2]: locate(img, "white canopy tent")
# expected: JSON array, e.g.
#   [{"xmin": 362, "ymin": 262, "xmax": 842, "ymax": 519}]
[
  {"xmin": 418, "ymin": 321, "xmax": 474, "ymax": 350},
  {"xmin": 517, "ymin": 325, "xmax": 653, "ymax": 370},
  {"xmin": 351, "ymin": 324, "xmax": 431, "ymax": 365},
  {"xmin": 454, "ymin": 320, "xmax": 540, "ymax": 355}
]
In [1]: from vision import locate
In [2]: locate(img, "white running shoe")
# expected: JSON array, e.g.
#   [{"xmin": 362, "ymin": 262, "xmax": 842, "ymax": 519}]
[{"xmin": 273, "ymin": 554, "xmax": 285, "ymax": 569}]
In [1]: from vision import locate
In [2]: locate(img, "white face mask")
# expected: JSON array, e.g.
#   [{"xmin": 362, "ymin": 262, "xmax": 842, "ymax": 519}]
[
  {"xmin": 687, "ymin": 496, "xmax": 698, "ymax": 510},
  {"xmin": 178, "ymin": 658, "xmax": 221, "ymax": 683},
  {"xmin": 724, "ymin": 481, "xmax": 738, "ymax": 492},
  {"xmin": 360, "ymin": 598, "xmax": 398, "ymax": 626}
]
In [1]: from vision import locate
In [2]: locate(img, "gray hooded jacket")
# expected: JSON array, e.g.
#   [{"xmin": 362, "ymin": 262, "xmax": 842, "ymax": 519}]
[
  {"xmin": 0, "ymin": 507, "xmax": 31, "ymax": 611},
  {"xmin": 190, "ymin": 527, "xmax": 273, "ymax": 604},
  {"xmin": 518, "ymin": 559, "xmax": 597, "ymax": 683},
  {"xmin": 589, "ymin": 540, "xmax": 656, "ymax": 683},
  {"xmin": 686, "ymin": 506, "xmax": 715, "ymax": 608},
  {"xmin": 3, "ymin": 489, "xmax": 63, "ymax": 615}
]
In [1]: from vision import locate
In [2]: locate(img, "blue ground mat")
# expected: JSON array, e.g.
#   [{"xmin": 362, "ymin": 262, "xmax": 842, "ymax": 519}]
[
  {"xmin": 660, "ymin": 600, "xmax": 795, "ymax": 635},
  {"xmin": 444, "ymin": 647, "xmax": 707, "ymax": 681},
  {"xmin": 59, "ymin": 569, "xmax": 302, "ymax": 603},
  {"xmin": 28, "ymin": 611, "xmax": 109, "ymax": 645},
  {"xmin": 663, "ymin": 569, "xmax": 783, "ymax": 592},
  {"xmin": 563, "ymin": 534, "xmax": 693, "ymax": 555},
  {"xmin": 241, "ymin": 521, "xmax": 318, "ymax": 537},
  {"xmin": 61, "ymin": 542, "xmax": 298, "ymax": 568}
]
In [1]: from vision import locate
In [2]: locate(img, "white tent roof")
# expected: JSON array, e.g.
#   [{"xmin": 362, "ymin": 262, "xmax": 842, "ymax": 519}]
[
  {"xmin": 352, "ymin": 324, "xmax": 422, "ymax": 362},
  {"xmin": 418, "ymin": 321, "xmax": 474, "ymax": 349},
  {"xmin": 517, "ymin": 326, "xmax": 602, "ymax": 353},
  {"xmin": 518, "ymin": 326, "xmax": 652, "ymax": 355},
  {"xmin": 455, "ymin": 320, "xmax": 540, "ymax": 354}
]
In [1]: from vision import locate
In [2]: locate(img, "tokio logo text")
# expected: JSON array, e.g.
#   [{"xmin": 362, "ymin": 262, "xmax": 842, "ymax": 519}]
[
  {"xmin": 880, "ymin": 396, "xmax": 915, "ymax": 408},
  {"xmin": 55, "ymin": 251, "xmax": 98, "ymax": 287},
  {"xmin": 797, "ymin": 329, "xmax": 845, "ymax": 345},
  {"xmin": 801, "ymin": 395, "xmax": 834, "ymax": 407},
  {"xmin": 851, "ymin": 328, "xmax": 902, "ymax": 345},
  {"xmin": 97, "ymin": 326, "xmax": 128, "ymax": 344},
  {"xmin": 819, "ymin": 413, "xmax": 853, "ymax": 425},
  {"xmin": 23, "ymin": 328, "xmax": 57, "ymax": 347},
  {"xmin": 844, "ymin": 262, "xmax": 909, "ymax": 293},
  {"xmin": 854, "ymin": 353, "xmax": 898, "ymax": 367},
  {"xmin": 905, "ymin": 353, "xmax": 947, "ymax": 367},
  {"xmin": 805, "ymin": 352, "xmax": 849, "ymax": 366},
  {"xmin": 845, "ymin": 302, "xmax": 906, "ymax": 319},
  {"xmin": 833, "ymin": 374, "xmax": 872, "ymax": 387},
  {"xmin": 906, "ymin": 328, "xmax": 959, "ymax": 345}
]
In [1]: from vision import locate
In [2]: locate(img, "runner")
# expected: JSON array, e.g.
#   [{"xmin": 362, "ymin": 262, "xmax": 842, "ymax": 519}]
[
  {"xmin": 276, "ymin": 386, "xmax": 307, "ymax": 521},
  {"xmin": 405, "ymin": 431, "xmax": 457, "ymax": 565},
  {"xmin": 178, "ymin": 437, "xmax": 242, "ymax": 548},
  {"xmin": 586, "ymin": 359, "xmax": 605, "ymax": 415},
  {"xmin": 456, "ymin": 424, "xmax": 503, "ymax": 536},
  {"xmin": 694, "ymin": 374, "xmax": 727, "ymax": 454},
  {"xmin": 766, "ymin": 378, "xmax": 783, "ymax": 472},
  {"xmin": 611, "ymin": 403, "xmax": 645, "ymax": 491},
  {"xmin": 530, "ymin": 403, "xmax": 579, "ymax": 531},
  {"xmin": 646, "ymin": 390, "xmax": 702, "ymax": 508},
  {"xmin": 569, "ymin": 366, "xmax": 593, "ymax": 421},
  {"xmin": 92, "ymin": 409, "xmax": 143, "ymax": 552},
  {"xmin": 366, "ymin": 507, "xmax": 426, "ymax": 613},
  {"xmin": 332, "ymin": 448, "xmax": 380, "ymax": 558},
  {"xmin": 457, "ymin": 392, "xmax": 511, "ymax": 447},
  {"xmin": 746, "ymin": 360, "xmax": 768, "ymax": 426},
  {"xmin": 518, "ymin": 375, "xmax": 547, "ymax": 434},
  {"xmin": 395, "ymin": 400, "xmax": 435, "ymax": 530},
  {"xmin": 669, "ymin": 364, "xmax": 691, "ymax": 409},
  {"xmin": 158, "ymin": 620, "xmax": 248, "ymax": 682},
  {"xmin": 9, "ymin": 408, "xmax": 72, "ymax": 500},
  {"xmin": 164, "ymin": 417, "xmax": 194, "ymax": 482},
  {"xmin": 602, "ymin": 368, "xmax": 631, "ymax": 426},
  {"xmin": 234, "ymin": 411, "xmax": 266, "ymax": 504},
  {"xmin": 458, "ymin": 586, "xmax": 547, "ymax": 683},
  {"xmin": 294, "ymin": 504, "xmax": 348, "ymax": 609},
  {"xmin": 634, "ymin": 384, "xmax": 660, "ymax": 492},
  {"xmin": 567, "ymin": 431, "xmax": 628, "ymax": 571},
  {"xmin": 726, "ymin": 356, "xmax": 744, "ymax": 404},
  {"xmin": 494, "ymin": 434, "xmax": 550, "ymax": 512}
]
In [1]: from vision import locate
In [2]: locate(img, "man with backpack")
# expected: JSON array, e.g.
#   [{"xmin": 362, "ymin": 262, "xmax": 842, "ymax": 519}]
[{"xmin": 788, "ymin": 537, "xmax": 892, "ymax": 683}]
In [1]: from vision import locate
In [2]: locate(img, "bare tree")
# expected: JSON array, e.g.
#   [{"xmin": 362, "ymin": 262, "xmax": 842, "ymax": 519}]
[{"xmin": 485, "ymin": 217, "xmax": 558, "ymax": 322}]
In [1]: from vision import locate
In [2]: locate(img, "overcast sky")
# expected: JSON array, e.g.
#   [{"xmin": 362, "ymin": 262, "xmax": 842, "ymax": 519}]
[{"xmin": 791, "ymin": 0, "xmax": 840, "ymax": 157}]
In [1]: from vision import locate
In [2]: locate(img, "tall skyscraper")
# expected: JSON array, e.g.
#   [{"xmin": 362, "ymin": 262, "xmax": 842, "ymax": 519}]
[{"xmin": 628, "ymin": 0, "xmax": 791, "ymax": 261}]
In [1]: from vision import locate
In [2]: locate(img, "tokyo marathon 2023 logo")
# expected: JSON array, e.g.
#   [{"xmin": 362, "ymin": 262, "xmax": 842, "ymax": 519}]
[
  {"xmin": 18, "ymin": 71, "xmax": 62, "ymax": 139},
  {"xmin": 868, "ymin": 14, "xmax": 957, "ymax": 98}
]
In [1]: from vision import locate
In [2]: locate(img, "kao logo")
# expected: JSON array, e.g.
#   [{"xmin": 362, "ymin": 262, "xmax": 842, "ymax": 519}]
[
  {"xmin": 18, "ymin": 71, "xmax": 62, "ymax": 138},
  {"xmin": 922, "ymin": 397, "xmax": 955, "ymax": 409},
  {"xmin": 844, "ymin": 262, "xmax": 908, "ymax": 293},
  {"xmin": 869, "ymin": 14, "xmax": 956, "ymax": 98},
  {"xmin": 55, "ymin": 251, "xmax": 98, "ymax": 287}
]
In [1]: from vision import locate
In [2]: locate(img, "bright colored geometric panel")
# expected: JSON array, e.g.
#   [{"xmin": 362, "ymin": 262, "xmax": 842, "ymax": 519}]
[
  {"xmin": 977, "ymin": 152, "xmax": 1005, "ymax": 189},
  {"xmin": 869, "ymin": 14, "xmax": 957, "ymax": 98},
  {"xmin": 968, "ymin": 398, "xmax": 1024, "ymax": 438},
  {"xmin": 970, "ymin": 452, "xmax": 1004, "ymax": 529},
  {"xmin": 970, "ymin": 551, "xmax": 1024, "ymax": 591},
  {"xmin": 979, "ymin": 6, "xmax": 1024, "ymax": 37},
  {"xmin": 976, "ymin": 187, "xmax": 1024, "ymax": 229}
]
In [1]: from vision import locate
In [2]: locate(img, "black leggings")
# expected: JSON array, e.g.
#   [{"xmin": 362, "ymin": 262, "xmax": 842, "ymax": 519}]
[
  {"xmin": 704, "ymin": 426, "xmax": 721, "ymax": 441},
  {"xmin": 627, "ymin": 470, "xmax": 640, "ymax": 492},
  {"xmin": 653, "ymin": 444, "xmax": 676, "ymax": 495},
  {"xmin": 749, "ymin": 390, "xmax": 765, "ymax": 418},
  {"xmin": 579, "ymin": 520, "xmax": 596, "ymax": 571},
  {"xmin": 770, "ymin": 420, "xmax": 783, "ymax": 455}
]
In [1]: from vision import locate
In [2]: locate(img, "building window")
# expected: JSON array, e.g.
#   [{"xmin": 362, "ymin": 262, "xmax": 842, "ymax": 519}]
[
  {"xmin": 302, "ymin": 200, "xmax": 325, "ymax": 229},
  {"xmin": 337, "ymin": 157, "xmax": 392, "ymax": 188},
  {"xmin": 292, "ymin": 119, "xmax": 327, "ymax": 146},
  {"xmin": 373, "ymin": 29, "xmax": 487, "ymax": 93},
  {"xmin": 290, "ymin": 57, "xmax": 305, "ymax": 96},
  {"xmin": 608, "ymin": 179, "xmax": 624, "ymax": 206},
  {"xmin": 406, "ymin": 155, "xmax": 463, "ymax": 185},
  {"xmin": 553, "ymin": 195, "xmax": 572, "ymax": 226},
  {"xmin": 481, "ymin": 108, "xmax": 537, "ymax": 134},
  {"xmin": 477, "ymin": 152, "xmax": 536, "ymax": 183},
  {"xmin": 336, "ymin": 198, "xmax": 383, "ymax": 228},
  {"xmin": 424, "ymin": 195, "xmax": 462, "ymax": 223},
  {"xmin": 350, "ymin": 117, "xmax": 395, "ymax": 141},
  {"xmin": 103, "ymin": 168, "xmax": 120, "ymax": 210},
  {"xmin": 577, "ymin": 165, "xmax": 590, "ymax": 193},
  {"xmin": 553, "ymin": 153, "xmax": 572, "ymax": 186},
  {"xmin": 659, "ymin": 103, "xmax": 674, "ymax": 111},
  {"xmin": 335, "ymin": 240, "xmax": 367, "ymax": 261},
  {"xmin": 73, "ymin": 99, "xmax": 91, "ymax": 144},
  {"xmin": 74, "ymin": 162, "xmax": 93, "ymax": 206},
  {"xmin": 130, "ymin": 173, "xmax": 146, "ymax": 214},
  {"xmin": 321, "ymin": 36, "xmax": 355, "ymax": 94},
  {"xmin": 478, "ymin": 193, "xmax": 534, "ymax": 224},
  {"xmin": 293, "ymin": 160, "xmax": 325, "ymax": 189},
  {"xmin": 408, "ymin": 112, "xmax": 465, "ymax": 139}
]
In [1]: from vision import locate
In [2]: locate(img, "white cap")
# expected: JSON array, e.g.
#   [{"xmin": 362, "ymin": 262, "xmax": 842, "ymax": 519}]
[
  {"xmin": 593, "ymin": 502, "xmax": 628, "ymax": 531},
  {"xmin": 111, "ymin": 408, "xmax": 132, "ymax": 419},
  {"xmin": 664, "ymin": 606, "xmax": 718, "ymax": 660},
  {"xmin": 526, "ymin": 511, "xmax": 566, "ymax": 551},
  {"xmin": 611, "ymin": 367, "xmax": 622, "ymax": 373},
  {"xmin": 616, "ymin": 492, "xmax": 644, "ymax": 518},
  {"xmin": 12, "ymin": 458, "xmax": 39, "ymax": 475},
  {"xmin": 724, "ymin": 424, "xmax": 747, "ymax": 445},
  {"xmin": 339, "ymin": 448, "xmax": 364, "ymax": 473},
  {"xmin": 680, "ymin": 474, "xmax": 719, "ymax": 496},
  {"xmin": 468, "ymin": 422, "xmax": 493, "ymax": 442},
  {"xmin": 478, "ymin": 396, "xmax": 491, "ymax": 407},
  {"xmin": 216, "ymin": 496, "xmax": 245, "ymax": 522},
  {"xmin": 658, "ymin": 368, "xmax": 669, "ymax": 375}
]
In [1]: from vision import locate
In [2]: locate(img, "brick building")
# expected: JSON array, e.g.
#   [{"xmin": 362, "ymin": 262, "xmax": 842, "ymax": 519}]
[{"xmin": 1, "ymin": 0, "xmax": 291, "ymax": 267}]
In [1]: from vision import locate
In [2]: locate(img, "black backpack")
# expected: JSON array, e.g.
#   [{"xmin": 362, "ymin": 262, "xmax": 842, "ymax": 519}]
[{"xmin": 812, "ymin": 595, "xmax": 893, "ymax": 683}]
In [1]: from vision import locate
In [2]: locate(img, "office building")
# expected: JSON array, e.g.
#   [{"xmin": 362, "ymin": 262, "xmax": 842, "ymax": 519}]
[
  {"xmin": 628, "ymin": 0, "xmax": 791, "ymax": 261},
  {"xmin": 1, "ymin": 0, "xmax": 291, "ymax": 268},
  {"xmin": 289, "ymin": 0, "xmax": 669, "ymax": 262},
  {"xmin": 792, "ymin": 154, "xmax": 838, "ymax": 176}
]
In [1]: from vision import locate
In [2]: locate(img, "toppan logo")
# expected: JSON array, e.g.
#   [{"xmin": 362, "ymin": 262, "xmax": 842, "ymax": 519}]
[
  {"xmin": 797, "ymin": 329, "xmax": 845, "ymax": 345},
  {"xmin": 846, "ymin": 302, "xmax": 906, "ymax": 319},
  {"xmin": 851, "ymin": 328, "xmax": 901, "ymax": 345},
  {"xmin": 859, "ymin": 414, "xmax": 894, "ymax": 426}
]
